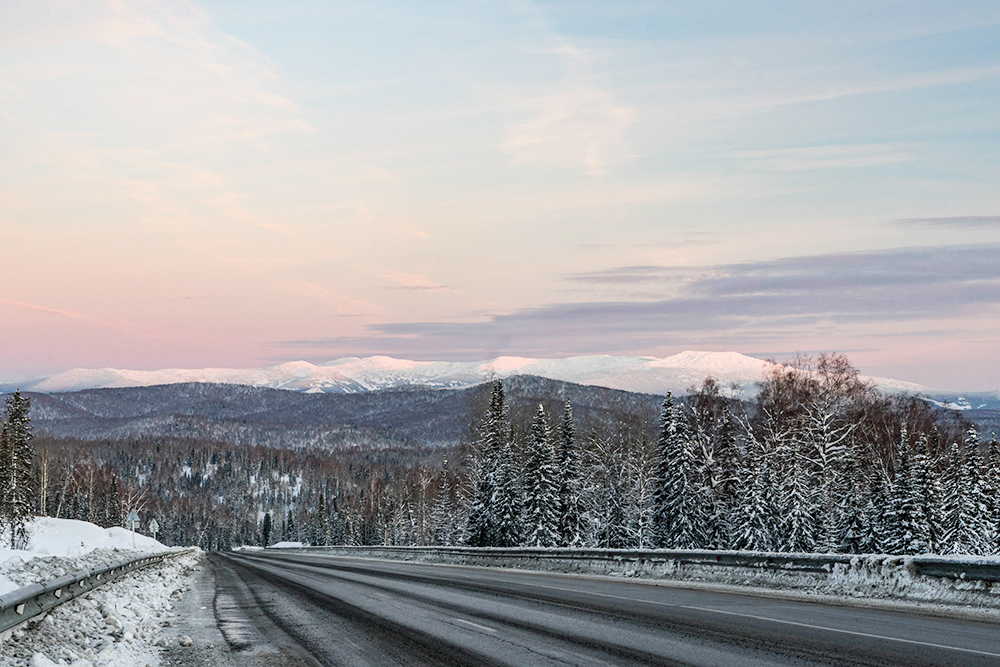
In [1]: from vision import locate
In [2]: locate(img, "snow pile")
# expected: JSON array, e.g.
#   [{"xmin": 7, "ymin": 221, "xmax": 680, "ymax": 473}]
[
  {"xmin": 0, "ymin": 517, "xmax": 167, "ymax": 597},
  {"xmin": 0, "ymin": 549, "xmax": 200, "ymax": 667}
]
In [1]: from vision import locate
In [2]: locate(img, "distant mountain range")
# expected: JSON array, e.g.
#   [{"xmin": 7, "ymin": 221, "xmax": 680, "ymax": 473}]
[
  {"xmin": 1, "ymin": 350, "xmax": 945, "ymax": 398},
  {"xmin": 0, "ymin": 351, "xmax": 1000, "ymax": 430},
  {"xmin": 24, "ymin": 376, "xmax": 669, "ymax": 448},
  {"xmin": 13, "ymin": 350, "xmax": 1000, "ymax": 448}
]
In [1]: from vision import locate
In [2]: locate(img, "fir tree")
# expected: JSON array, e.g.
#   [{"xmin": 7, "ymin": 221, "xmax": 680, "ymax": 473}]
[
  {"xmin": 556, "ymin": 402, "xmax": 584, "ymax": 547},
  {"xmin": 490, "ymin": 439, "xmax": 523, "ymax": 547},
  {"xmin": 987, "ymin": 435, "xmax": 1000, "ymax": 554},
  {"xmin": 859, "ymin": 480, "xmax": 887, "ymax": 553},
  {"xmin": 523, "ymin": 405, "xmax": 560, "ymax": 547},
  {"xmin": 965, "ymin": 428, "xmax": 993, "ymax": 554},
  {"xmin": 802, "ymin": 397, "xmax": 853, "ymax": 552},
  {"xmin": 466, "ymin": 381, "xmax": 511, "ymax": 547},
  {"xmin": 314, "ymin": 492, "xmax": 330, "ymax": 546},
  {"xmin": 600, "ymin": 480, "xmax": 630, "ymax": 549},
  {"xmin": 431, "ymin": 461, "xmax": 460, "ymax": 546},
  {"xmin": 908, "ymin": 434, "xmax": 936, "ymax": 553},
  {"xmin": 652, "ymin": 399, "xmax": 705, "ymax": 549},
  {"xmin": 884, "ymin": 429, "xmax": 920, "ymax": 554},
  {"xmin": 262, "ymin": 512, "xmax": 272, "ymax": 546},
  {"xmin": 731, "ymin": 436, "xmax": 778, "ymax": 552},
  {"xmin": 651, "ymin": 395, "xmax": 677, "ymax": 547},
  {"xmin": 779, "ymin": 435, "xmax": 817, "ymax": 553},
  {"xmin": 105, "ymin": 475, "xmax": 122, "ymax": 528},
  {"xmin": 835, "ymin": 442, "xmax": 866, "ymax": 554},
  {"xmin": 941, "ymin": 431, "xmax": 987, "ymax": 554},
  {"xmin": 1, "ymin": 391, "xmax": 35, "ymax": 549}
]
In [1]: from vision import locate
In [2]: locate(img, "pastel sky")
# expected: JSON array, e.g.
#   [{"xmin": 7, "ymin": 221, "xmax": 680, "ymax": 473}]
[{"xmin": 1, "ymin": 0, "xmax": 999, "ymax": 390}]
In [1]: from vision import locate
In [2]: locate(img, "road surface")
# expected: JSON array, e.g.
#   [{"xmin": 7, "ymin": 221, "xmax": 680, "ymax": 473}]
[{"xmin": 210, "ymin": 550, "xmax": 1000, "ymax": 667}]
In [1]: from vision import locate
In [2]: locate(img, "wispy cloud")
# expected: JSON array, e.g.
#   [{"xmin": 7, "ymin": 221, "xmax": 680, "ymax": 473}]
[
  {"xmin": 893, "ymin": 216, "xmax": 1000, "ymax": 227},
  {"xmin": 277, "ymin": 244, "xmax": 1000, "ymax": 358},
  {"xmin": 381, "ymin": 273, "xmax": 454, "ymax": 291},
  {"xmin": 733, "ymin": 143, "xmax": 915, "ymax": 171},
  {"xmin": 0, "ymin": 297, "xmax": 235, "ymax": 346},
  {"xmin": 270, "ymin": 281, "xmax": 384, "ymax": 316}
]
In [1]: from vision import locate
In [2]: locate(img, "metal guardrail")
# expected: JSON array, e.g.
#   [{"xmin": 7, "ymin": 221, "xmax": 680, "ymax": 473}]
[
  {"xmin": 0, "ymin": 549, "xmax": 193, "ymax": 637},
  {"xmin": 271, "ymin": 544, "xmax": 1000, "ymax": 583}
]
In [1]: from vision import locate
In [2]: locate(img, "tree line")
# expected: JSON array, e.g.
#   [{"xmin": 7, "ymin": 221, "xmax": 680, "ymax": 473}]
[
  {"xmin": 4, "ymin": 354, "xmax": 994, "ymax": 555},
  {"xmin": 460, "ymin": 356, "xmax": 992, "ymax": 555}
]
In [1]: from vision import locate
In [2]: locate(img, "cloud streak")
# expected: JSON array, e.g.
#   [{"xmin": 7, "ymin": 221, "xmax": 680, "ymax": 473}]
[
  {"xmin": 279, "ymin": 245, "xmax": 1000, "ymax": 358},
  {"xmin": 893, "ymin": 216, "xmax": 1000, "ymax": 228}
]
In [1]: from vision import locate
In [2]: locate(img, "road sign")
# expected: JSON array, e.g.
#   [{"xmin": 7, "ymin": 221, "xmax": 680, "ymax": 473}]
[
  {"xmin": 127, "ymin": 510, "xmax": 140, "ymax": 548},
  {"xmin": 149, "ymin": 519, "xmax": 159, "ymax": 538}
]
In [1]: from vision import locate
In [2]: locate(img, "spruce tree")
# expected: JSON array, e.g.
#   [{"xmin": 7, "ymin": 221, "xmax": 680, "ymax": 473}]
[
  {"xmin": 523, "ymin": 405, "xmax": 560, "ymax": 547},
  {"xmin": 884, "ymin": 429, "xmax": 920, "ymax": 554},
  {"xmin": 964, "ymin": 428, "xmax": 992, "ymax": 554},
  {"xmin": 987, "ymin": 435, "xmax": 1000, "ymax": 554},
  {"xmin": 779, "ymin": 435, "xmax": 817, "ymax": 553},
  {"xmin": 908, "ymin": 434, "xmax": 936, "ymax": 553},
  {"xmin": 556, "ymin": 402, "xmax": 584, "ymax": 547},
  {"xmin": 835, "ymin": 442, "xmax": 866, "ymax": 554},
  {"xmin": 491, "ymin": 439, "xmax": 523, "ymax": 547},
  {"xmin": 1, "ymin": 391, "xmax": 35, "ymax": 549},
  {"xmin": 859, "ymin": 479, "xmax": 887, "ymax": 553},
  {"xmin": 431, "ymin": 460, "xmax": 460, "ymax": 546},
  {"xmin": 466, "ymin": 381, "xmax": 511, "ymax": 547},
  {"xmin": 731, "ymin": 436, "xmax": 778, "ymax": 551},
  {"xmin": 600, "ymin": 481, "xmax": 630, "ymax": 549},
  {"xmin": 652, "ymin": 399, "xmax": 705, "ymax": 549},
  {"xmin": 651, "ymin": 395, "xmax": 677, "ymax": 547},
  {"xmin": 941, "ymin": 433, "xmax": 985, "ymax": 555},
  {"xmin": 262, "ymin": 512, "xmax": 272, "ymax": 546}
]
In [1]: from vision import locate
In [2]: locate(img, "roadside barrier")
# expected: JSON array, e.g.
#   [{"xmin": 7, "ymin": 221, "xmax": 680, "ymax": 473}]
[
  {"xmin": 0, "ymin": 549, "xmax": 194, "ymax": 639},
  {"xmin": 268, "ymin": 544, "xmax": 1000, "ymax": 584}
]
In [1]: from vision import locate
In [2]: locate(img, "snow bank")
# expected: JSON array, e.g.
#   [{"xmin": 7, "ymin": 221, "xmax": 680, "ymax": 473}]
[
  {"xmin": 0, "ymin": 516, "xmax": 200, "ymax": 667},
  {"xmin": 268, "ymin": 541, "xmax": 303, "ymax": 549},
  {"xmin": 0, "ymin": 518, "xmax": 167, "ymax": 597},
  {"xmin": 0, "ymin": 549, "xmax": 200, "ymax": 667}
]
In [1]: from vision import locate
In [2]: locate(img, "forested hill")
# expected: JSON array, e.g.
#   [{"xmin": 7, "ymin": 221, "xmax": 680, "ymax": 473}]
[{"xmin": 25, "ymin": 376, "xmax": 667, "ymax": 449}]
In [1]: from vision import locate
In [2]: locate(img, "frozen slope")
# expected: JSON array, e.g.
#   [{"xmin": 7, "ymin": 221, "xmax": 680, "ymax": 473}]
[{"xmin": 3, "ymin": 351, "xmax": 935, "ymax": 398}]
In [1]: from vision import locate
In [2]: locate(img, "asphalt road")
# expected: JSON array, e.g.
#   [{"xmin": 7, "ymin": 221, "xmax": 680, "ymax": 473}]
[{"xmin": 211, "ymin": 551, "xmax": 1000, "ymax": 667}]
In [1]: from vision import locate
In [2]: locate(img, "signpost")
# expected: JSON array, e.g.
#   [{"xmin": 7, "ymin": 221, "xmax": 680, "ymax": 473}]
[
  {"xmin": 149, "ymin": 519, "xmax": 159, "ymax": 542},
  {"xmin": 127, "ymin": 510, "xmax": 140, "ymax": 548}
]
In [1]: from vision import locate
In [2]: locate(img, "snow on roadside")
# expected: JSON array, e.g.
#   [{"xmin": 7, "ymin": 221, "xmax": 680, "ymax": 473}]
[
  {"xmin": 0, "ymin": 517, "xmax": 171, "ymax": 597},
  {"xmin": 290, "ymin": 546, "xmax": 1000, "ymax": 611},
  {"xmin": 1, "ymin": 517, "xmax": 200, "ymax": 667}
]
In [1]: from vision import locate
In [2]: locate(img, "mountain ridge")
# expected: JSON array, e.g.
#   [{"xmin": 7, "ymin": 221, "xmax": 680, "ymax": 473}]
[{"xmin": 1, "ymin": 350, "xmax": 937, "ymax": 399}]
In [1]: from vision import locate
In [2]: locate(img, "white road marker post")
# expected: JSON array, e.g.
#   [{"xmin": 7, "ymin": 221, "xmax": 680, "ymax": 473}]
[{"xmin": 127, "ymin": 509, "xmax": 140, "ymax": 549}]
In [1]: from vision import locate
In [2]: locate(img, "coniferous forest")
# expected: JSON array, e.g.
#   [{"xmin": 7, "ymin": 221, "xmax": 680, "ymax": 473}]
[{"xmin": 4, "ymin": 354, "xmax": 997, "ymax": 556}]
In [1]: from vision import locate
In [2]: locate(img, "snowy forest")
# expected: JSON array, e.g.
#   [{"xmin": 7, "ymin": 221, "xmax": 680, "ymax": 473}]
[{"xmin": 3, "ymin": 354, "xmax": 997, "ymax": 556}]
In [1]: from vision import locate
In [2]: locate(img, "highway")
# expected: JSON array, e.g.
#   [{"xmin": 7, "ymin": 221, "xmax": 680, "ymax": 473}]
[{"xmin": 211, "ymin": 551, "xmax": 1000, "ymax": 667}]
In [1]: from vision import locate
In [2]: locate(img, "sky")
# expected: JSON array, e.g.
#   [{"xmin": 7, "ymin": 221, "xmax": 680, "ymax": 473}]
[{"xmin": 1, "ymin": 0, "xmax": 999, "ymax": 391}]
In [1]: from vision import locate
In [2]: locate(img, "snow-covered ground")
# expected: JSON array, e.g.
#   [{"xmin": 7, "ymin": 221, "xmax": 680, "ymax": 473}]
[
  {"xmin": 1, "ymin": 517, "xmax": 200, "ymax": 667},
  {"xmin": 0, "ymin": 517, "xmax": 167, "ymax": 596}
]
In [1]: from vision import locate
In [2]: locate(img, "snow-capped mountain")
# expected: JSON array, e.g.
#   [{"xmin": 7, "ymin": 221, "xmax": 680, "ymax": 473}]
[{"xmin": 1, "ymin": 351, "xmax": 934, "ymax": 398}]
